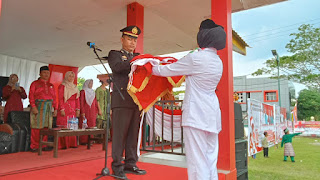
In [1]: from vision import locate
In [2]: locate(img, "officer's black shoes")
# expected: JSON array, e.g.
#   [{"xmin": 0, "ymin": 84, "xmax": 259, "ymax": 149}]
[
  {"xmin": 112, "ymin": 171, "xmax": 128, "ymax": 180},
  {"xmin": 124, "ymin": 166, "xmax": 146, "ymax": 175}
]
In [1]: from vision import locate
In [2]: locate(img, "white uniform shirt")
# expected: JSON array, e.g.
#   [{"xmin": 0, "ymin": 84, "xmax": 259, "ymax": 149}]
[{"xmin": 152, "ymin": 48, "xmax": 223, "ymax": 133}]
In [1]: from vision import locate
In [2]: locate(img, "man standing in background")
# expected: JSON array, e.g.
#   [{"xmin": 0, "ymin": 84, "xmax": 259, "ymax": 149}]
[{"xmin": 29, "ymin": 66, "xmax": 57, "ymax": 152}]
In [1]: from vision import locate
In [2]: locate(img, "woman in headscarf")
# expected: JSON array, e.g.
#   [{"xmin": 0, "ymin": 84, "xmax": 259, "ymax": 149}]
[
  {"xmin": 57, "ymin": 71, "xmax": 80, "ymax": 149},
  {"xmin": 152, "ymin": 19, "xmax": 226, "ymax": 180},
  {"xmin": 2, "ymin": 74, "xmax": 27, "ymax": 123},
  {"xmin": 79, "ymin": 79, "xmax": 102, "ymax": 144}
]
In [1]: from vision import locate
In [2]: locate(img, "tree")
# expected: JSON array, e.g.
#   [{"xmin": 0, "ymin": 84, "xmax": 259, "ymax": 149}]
[
  {"xmin": 252, "ymin": 24, "xmax": 320, "ymax": 90},
  {"xmin": 77, "ymin": 77, "xmax": 86, "ymax": 91},
  {"xmin": 297, "ymin": 89, "xmax": 320, "ymax": 121}
]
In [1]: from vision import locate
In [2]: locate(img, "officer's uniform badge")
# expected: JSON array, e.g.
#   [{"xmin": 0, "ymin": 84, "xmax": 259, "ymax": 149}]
[{"xmin": 122, "ymin": 55, "xmax": 128, "ymax": 61}]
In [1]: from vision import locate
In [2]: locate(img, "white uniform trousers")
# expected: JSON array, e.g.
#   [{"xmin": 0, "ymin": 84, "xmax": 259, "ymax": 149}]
[{"xmin": 184, "ymin": 126, "xmax": 219, "ymax": 180}]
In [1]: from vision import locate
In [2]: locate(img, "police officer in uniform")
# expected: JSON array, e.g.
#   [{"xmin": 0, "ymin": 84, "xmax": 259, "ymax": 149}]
[{"xmin": 107, "ymin": 26, "xmax": 146, "ymax": 179}]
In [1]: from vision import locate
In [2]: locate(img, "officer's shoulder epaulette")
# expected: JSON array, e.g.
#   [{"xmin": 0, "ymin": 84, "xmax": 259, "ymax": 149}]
[{"xmin": 109, "ymin": 50, "xmax": 121, "ymax": 53}]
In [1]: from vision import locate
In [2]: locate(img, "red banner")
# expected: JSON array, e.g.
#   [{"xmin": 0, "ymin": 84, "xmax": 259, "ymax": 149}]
[
  {"xmin": 294, "ymin": 121, "xmax": 320, "ymax": 136},
  {"xmin": 48, "ymin": 64, "xmax": 78, "ymax": 104}
]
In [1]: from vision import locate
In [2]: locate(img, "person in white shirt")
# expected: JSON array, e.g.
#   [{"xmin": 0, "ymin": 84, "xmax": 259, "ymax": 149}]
[{"xmin": 152, "ymin": 19, "xmax": 226, "ymax": 180}]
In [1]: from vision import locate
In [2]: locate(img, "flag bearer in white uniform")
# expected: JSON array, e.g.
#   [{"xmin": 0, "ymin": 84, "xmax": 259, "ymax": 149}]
[{"xmin": 152, "ymin": 19, "xmax": 226, "ymax": 180}]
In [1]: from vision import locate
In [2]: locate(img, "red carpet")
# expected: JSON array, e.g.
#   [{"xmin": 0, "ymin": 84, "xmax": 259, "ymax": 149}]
[
  {"xmin": 1, "ymin": 158, "xmax": 188, "ymax": 180},
  {"xmin": 0, "ymin": 143, "xmax": 108, "ymax": 176},
  {"xmin": 0, "ymin": 143, "xmax": 188, "ymax": 180}
]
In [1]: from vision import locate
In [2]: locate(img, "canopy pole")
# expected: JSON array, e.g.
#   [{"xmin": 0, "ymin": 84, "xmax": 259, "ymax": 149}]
[
  {"xmin": 212, "ymin": 0, "xmax": 237, "ymax": 179},
  {"xmin": 127, "ymin": 2, "xmax": 144, "ymax": 54}
]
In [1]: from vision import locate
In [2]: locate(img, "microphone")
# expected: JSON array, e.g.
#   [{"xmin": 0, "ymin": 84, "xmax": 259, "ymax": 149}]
[{"xmin": 87, "ymin": 42, "xmax": 102, "ymax": 51}]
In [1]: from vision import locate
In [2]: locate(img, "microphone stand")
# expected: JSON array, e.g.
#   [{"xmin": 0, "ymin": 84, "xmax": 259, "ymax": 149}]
[
  {"xmin": 91, "ymin": 48, "xmax": 127, "ymax": 180},
  {"xmin": 92, "ymin": 48, "xmax": 125, "ymax": 100}
]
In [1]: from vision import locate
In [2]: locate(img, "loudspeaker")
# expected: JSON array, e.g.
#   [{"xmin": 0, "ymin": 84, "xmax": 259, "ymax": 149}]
[
  {"xmin": 8, "ymin": 111, "xmax": 31, "ymax": 128},
  {"xmin": 234, "ymin": 103, "xmax": 244, "ymax": 139},
  {"xmin": 7, "ymin": 111, "xmax": 32, "ymax": 152},
  {"xmin": 235, "ymin": 139, "xmax": 248, "ymax": 180},
  {"xmin": 0, "ymin": 132, "xmax": 12, "ymax": 154},
  {"xmin": 0, "ymin": 76, "xmax": 9, "ymax": 102},
  {"xmin": 0, "ymin": 76, "xmax": 9, "ymax": 87},
  {"xmin": 237, "ymin": 169, "xmax": 248, "ymax": 180}
]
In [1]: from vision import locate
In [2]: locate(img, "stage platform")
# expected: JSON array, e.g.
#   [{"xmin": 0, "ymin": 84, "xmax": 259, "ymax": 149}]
[{"xmin": 0, "ymin": 143, "xmax": 188, "ymax": 180}]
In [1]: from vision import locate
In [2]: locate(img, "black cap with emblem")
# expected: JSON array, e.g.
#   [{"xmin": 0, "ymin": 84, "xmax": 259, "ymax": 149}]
[{"xmin": 120, "ymin": 26, "xmax": 141, "ymax": 39}]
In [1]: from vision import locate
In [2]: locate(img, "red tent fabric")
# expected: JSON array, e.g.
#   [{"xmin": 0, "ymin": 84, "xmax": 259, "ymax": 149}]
[{"xmin": 127, "ymin": 54, "xmax": 185, "ymax": 112}]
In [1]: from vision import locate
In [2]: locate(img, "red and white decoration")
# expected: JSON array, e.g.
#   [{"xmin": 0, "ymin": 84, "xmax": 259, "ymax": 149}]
[
  {"xmin": 146, "ymin": 105, "xmax": 182, "ymax": 142},
  {"xmin": 247, "ymin": 99, "xmax": 292, "ymax": 156}
]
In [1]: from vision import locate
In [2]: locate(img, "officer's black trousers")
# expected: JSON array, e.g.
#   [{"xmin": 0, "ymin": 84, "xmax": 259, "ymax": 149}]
[{"xmin": 111, "ymin": 107, "xmax": 140, "ymax": 173}]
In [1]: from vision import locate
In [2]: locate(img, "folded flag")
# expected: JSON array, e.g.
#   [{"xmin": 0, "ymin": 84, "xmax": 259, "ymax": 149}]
[{"xmin": 127, "ymin": 54, "xmax": 185, "ymax": 112}]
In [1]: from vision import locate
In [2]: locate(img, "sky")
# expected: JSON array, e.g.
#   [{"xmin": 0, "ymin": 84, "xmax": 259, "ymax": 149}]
[{"xmin": 78, "ymin": 0, "xmax": 320, "ymax": 97}]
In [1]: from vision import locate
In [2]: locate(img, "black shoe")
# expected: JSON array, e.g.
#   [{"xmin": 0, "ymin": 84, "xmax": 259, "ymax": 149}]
[
  {"xmin": 112, "ymin": 171, "xmax": 127, "ymax": 180},
  {"xmin": 124, "ymin": 166, "xmax": 146, "ymax": 175},
  {"xmin": 30, "ymin": 148, "xmax": 38, "ymax": 153}
]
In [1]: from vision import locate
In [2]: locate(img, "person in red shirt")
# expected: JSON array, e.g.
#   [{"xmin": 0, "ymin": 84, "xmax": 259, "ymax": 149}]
[
  {"xmin": 2, "ymin": 74, "xmax": 27, "ymax": 123},
  {"xmin": 56, "ymin": 71, "xmax": 80, "ymax": 149},
  {"xmin": 79, "ymin": 79, "xmax": 101, "ymax": 144},
  {"xmin": 29, "ymin": 66, "xmax": 57, "ymax": 151}
]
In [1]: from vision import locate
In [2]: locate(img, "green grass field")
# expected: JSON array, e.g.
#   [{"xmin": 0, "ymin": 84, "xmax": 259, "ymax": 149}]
[{"xmin": 248, "ymin": 137, "xmax": 320, "ymax": 180}]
